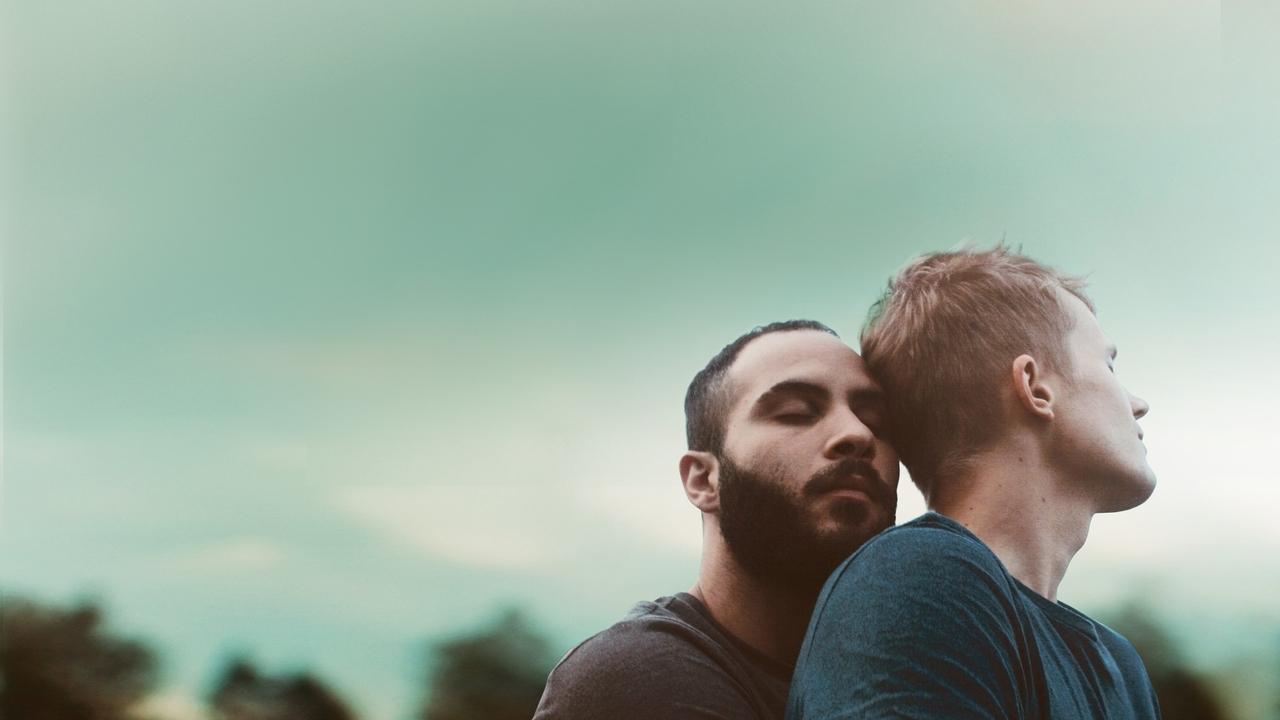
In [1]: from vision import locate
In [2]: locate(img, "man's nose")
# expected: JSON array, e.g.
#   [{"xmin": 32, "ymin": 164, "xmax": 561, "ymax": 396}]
[
  {"xmin": 823, "ymin": 410, "xmax": 876, "ymax": 460},
  {"xmin": 1130, "ymin": 392, "xmax": 1150, "ymax": 420}
]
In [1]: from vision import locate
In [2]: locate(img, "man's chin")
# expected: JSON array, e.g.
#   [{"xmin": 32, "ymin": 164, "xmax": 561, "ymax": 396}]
[
  {"xmin": 821, "ymin": 501, "xmax": 894, "ymax": 532},
  {"xmin": 815, "ymin": 513, "xmax": 892, "ymax": 551},
  {"xmin": 1097, "ymin": 471, "xmax": 1157, "ymax": 513}
]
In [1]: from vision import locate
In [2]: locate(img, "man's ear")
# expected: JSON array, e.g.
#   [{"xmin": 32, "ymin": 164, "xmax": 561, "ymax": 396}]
[
  {"xmin": 1011, "ymin": 354, "xmax": 1055, "ymax": 420},
  {"xmin": 679, "ymin": 450, "xmax": 720, "ymax": 513}
]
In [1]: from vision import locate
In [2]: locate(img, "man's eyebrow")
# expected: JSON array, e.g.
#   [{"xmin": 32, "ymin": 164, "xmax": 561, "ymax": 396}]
[
  {"xmin": 754, "ymin": 380, "xmax": 829, "ymax": 406},
  {"xmin": 754, "ymin": 380, "xmax": 884, "ymax": 409},
  {"xmin": 1108, "ymin": 345, "xmax": 1118, "ymax": 360}
]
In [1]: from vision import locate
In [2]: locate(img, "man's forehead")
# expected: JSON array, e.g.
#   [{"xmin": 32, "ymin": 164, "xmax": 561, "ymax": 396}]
[{"xmin": 726, "ymin": 330, "xmax": 877, "ymax": 399}]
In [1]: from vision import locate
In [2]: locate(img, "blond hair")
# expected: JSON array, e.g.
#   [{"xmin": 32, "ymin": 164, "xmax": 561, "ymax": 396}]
[{"xmin": 859, "ymin": 246, "xmax": 1093, "ymax": 499}]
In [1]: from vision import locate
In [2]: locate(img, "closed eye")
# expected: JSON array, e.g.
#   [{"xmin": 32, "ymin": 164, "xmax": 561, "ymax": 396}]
[
  {"xmin": 753, "ymin": 380, "xmax": 829, "ymax": 425},
  {"xmin": 850, "ymin": 402, "xmax": 886, "ymax": 436}
]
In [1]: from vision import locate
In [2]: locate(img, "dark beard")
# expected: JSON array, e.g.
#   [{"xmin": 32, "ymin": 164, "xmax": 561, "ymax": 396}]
[{"xmin": 717, "ymin": 455, "xmax": 895, "ymax": 598}]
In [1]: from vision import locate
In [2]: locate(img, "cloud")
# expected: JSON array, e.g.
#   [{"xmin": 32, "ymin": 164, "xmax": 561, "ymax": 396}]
[
  {"xmin": 329, "ymin": 443, "xmax": 702, "ymax": 571},
  {"xmin": 332, "ymin": 485, "xmax": 565, "ymax": 571},
  {"xmin": 324, "ymin": 393, "xmax": 702, "ymax": 571},
  {"xmin": 571, "ymin": 483, "xmax": 701, "ymax": 556},
  {"xmin": 174, "ymin": 538, "xmax": 287, "ymax": 574}
]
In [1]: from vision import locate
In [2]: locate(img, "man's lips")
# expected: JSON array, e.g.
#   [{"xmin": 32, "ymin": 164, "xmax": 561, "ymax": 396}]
[
  {"xmin": 821, "ymin": 487, "xmax": 872, "ymax": 502},
  {"xmin": 805, "ymin": 460, "xmax": 885, "ymax": 502}
]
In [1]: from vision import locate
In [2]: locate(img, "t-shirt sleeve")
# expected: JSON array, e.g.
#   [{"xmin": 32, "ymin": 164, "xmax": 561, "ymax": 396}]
[
  {"xmin": 534, "ymin": 618, "xmax": 764, "ymax": 720},
  {"xmin": 787, "ymin": 527, "xmax": 1031, "ymax": 720},
  {"xmin": 1094, "ymin": 623, "xmax": 1162, "ymax": 718}
]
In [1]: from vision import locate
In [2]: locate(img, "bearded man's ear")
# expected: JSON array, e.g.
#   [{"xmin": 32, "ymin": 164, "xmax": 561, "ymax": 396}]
[{"xmin": 680, "ymin": 451, "xmax": 721, "ymax": 513}]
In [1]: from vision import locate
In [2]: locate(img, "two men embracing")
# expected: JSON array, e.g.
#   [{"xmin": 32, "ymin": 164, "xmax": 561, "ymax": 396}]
[{"xmin": 536, "ymin": 246, "xmax": 1159, "ymax": 720}]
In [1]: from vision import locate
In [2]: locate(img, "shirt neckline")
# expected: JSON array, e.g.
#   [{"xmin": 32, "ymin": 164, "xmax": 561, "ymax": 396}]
[{"xmin": 916, "ymin": 512, "xmax": 1099, "ymax": 638}]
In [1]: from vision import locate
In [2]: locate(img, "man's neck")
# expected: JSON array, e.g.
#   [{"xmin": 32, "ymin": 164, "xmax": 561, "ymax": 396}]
[
  {"xmin": 931, "ymin": 447, "xmax": 1094, "ymax": 602},
  {"xmin": 689, "ymin": 537, "xmax": 815, "ymax": 669}
]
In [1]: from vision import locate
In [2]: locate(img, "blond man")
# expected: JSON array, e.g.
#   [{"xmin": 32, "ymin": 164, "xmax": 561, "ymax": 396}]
[{"xmin": 787, "ymin": 247, "xmax": 1160, "ymax": 719}]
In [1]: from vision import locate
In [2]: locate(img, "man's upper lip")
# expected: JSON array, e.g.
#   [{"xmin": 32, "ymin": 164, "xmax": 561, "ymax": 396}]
[
  {"xmin": 826, "ymin": 477, "xmax": 871, "ymax": 491},
  {"xmin": 817, "ymin": 469, "xmax": 877, "ymax": 495}
]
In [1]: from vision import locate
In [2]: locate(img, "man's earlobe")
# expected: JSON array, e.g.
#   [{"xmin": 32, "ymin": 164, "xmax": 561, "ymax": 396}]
[
  {"xmin": 679, "ymin": 451, "xmax": 720, "ymax": 513},
  {"xmin": 1012, "ymin": 354, "xmax": 1055, "ymax": 420}
]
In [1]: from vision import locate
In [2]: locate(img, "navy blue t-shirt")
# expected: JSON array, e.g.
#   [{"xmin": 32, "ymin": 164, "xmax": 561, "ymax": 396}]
[{"xmin": 787, "ymin": 513, "xmax": 1160, "ymax": 719}]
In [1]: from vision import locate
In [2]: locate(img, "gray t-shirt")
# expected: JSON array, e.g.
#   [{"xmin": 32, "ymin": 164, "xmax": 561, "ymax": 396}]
[
  {"xmin": 787, "ymin": 512, "xmax": 1161, "ymax": 719},
  {"xmin": 534, "ymin": 593, "xmax": 792, "ymax": 719}
]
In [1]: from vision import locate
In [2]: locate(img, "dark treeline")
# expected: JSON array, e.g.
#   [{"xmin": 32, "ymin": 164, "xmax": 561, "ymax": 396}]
[
  {"xmin": 0, "ymin": 592, "xmax": 555, "ymax": 720},
  {"xmin": 208, "ymin": 658, "xmax": 357, "ymax": 720},
  {"xmin": 1104, "ymin": 603, "xmax": 1231, "ymax": 720},
  {"xmin": 420, "ymin": 609, "xmax": 555, "ymax": 720},
  {"xmin": 0, "ymin": 590, "xmax": 1268, "ymax": 719},
  {"xmin": 0, "ymin": 595, "xmax": 157, "ymax": 719}
]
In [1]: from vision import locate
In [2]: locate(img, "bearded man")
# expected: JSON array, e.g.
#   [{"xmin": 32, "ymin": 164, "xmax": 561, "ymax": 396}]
[{"xmin": 534, "ymin": 320, "xmax": 900, "ymax": 719}]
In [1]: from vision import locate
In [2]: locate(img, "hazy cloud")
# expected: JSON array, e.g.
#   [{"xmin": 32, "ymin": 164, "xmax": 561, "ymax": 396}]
[
  {"xmin": 173, "ymin": 538, "xmax": 287, "ymax": 574},
  {"xmin": 332, "ymin": 484, "xmax": 565, "ymax": 570}
]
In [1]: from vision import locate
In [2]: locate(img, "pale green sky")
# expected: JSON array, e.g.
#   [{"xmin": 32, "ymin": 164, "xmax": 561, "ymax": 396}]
[{"xmin": 5, "ymin": 1, "xmax": 1279, "ymax": 718}]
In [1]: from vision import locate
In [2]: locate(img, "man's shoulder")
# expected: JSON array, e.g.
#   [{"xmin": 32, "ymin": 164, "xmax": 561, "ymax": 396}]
[
  {"xmin": 554, "ymin": 595, "xmax": 717, "ymax": 672},
  {"xmin": 805, "ymin": 513, "xmax": 1026, "ymax": 654},
  {"xmin": 792, "ymin": 515, "xmax": 1039, "ymax": 720},
  {"xmin": 828, "ymin": 512, "xmax": 1010, "ymax": 590},
  {"xmin": 534, "ymin": 594, "xmax": 778, "ymax": 720},
  {"xmin": 1085, "ymin": 613, "xmax": 1154, "ymax": 673},
  {"xmin": 860, "ymin": 511, "xmax": 995, "ymax": 554}
]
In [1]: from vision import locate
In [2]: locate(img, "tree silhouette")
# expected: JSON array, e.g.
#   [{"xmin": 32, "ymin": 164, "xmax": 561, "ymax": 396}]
[
  {"xmin": 208, "ymin": 656, "xmax": 357, "ymax": 720},
  {"xmin": 419, "ymin": 608, "xmax": 555, "ymax": 720},
  {"xmin": 1273, "ymin": 638, "xmax": 1280, "ymax": 720},
  {"xmin": 1105, "ymin": 603, "xmax": 1230, "ymax": 720},
  {"xmin": 0, "ymin": 593, "xmax": 158, "ymax": 720}
]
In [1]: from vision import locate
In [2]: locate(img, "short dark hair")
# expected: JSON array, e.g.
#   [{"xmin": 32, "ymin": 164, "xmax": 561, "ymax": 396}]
[{"xmin": 684, "ymin": 320, "xmax": 838, "ymax": 454}]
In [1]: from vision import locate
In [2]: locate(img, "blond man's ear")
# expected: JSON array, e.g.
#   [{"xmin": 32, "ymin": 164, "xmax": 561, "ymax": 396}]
[
  {"xmin": 679, "ymin": 450, "xmax": 720, "ymax": 513},
  {"xmin": 1011, "ymin": 353, "xmax": 1056, "ymax": 421}
]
